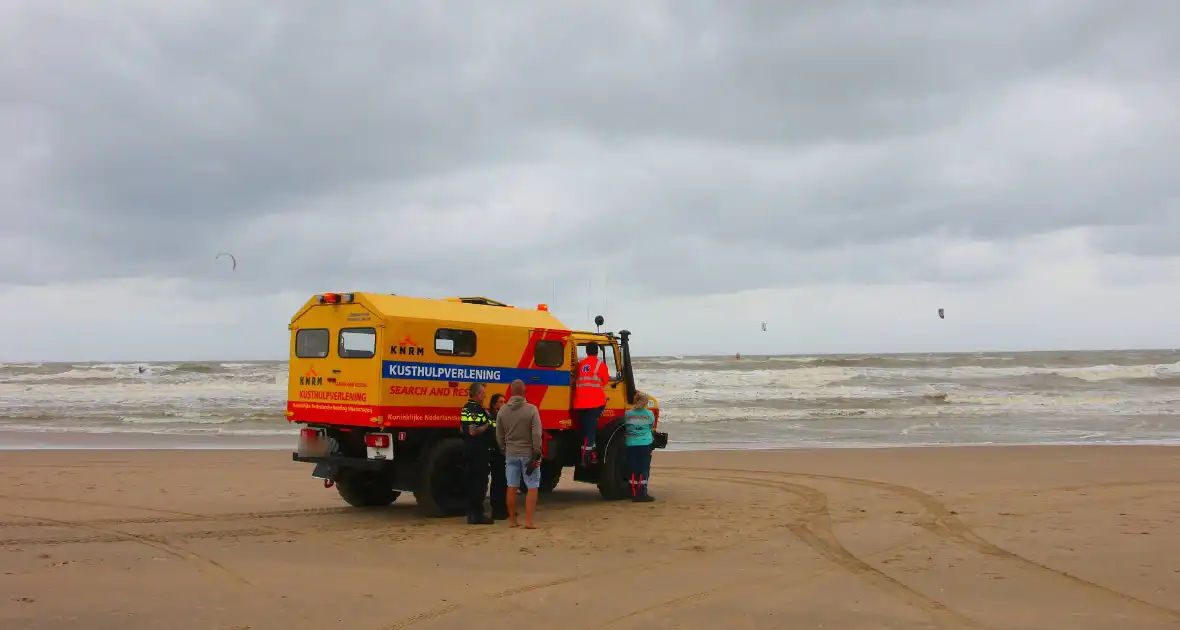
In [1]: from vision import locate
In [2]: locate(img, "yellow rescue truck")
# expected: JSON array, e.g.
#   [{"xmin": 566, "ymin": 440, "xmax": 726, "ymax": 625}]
[{"xmin": 287, "ymin": 292, "xmax": 668, "ymax": 516}]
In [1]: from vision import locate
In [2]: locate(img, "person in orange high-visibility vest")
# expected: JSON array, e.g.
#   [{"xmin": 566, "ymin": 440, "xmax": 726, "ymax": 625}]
[{"xmin": 573, "ymin": 343, "xmax": 610, "ymax": 466}]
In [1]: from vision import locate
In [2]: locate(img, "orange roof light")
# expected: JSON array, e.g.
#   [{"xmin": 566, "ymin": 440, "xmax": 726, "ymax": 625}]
[
  {"xmin": 537, "ymin": 304, "xmax": 549, "ymax": 311},
  {"xmin": 322, "ymin": 292, "xmax": 339, "ymax": 304}
]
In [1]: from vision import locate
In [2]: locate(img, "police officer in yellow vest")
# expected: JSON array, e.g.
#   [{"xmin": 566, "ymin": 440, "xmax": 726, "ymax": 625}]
[{"xmin": 460, "ymin": 382, "xmax": 495, "ymax": 525}]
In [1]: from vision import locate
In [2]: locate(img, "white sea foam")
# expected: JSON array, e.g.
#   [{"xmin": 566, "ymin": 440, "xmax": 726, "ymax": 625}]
[{"xmin": 1, "ymin": 351, "xmax": 1179, "ymax": 448}]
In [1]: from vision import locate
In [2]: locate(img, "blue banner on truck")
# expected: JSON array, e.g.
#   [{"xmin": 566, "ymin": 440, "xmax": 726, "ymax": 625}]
[{"xmin": 382, "ymin": 361, "xmax": 571, "ymax": 386}]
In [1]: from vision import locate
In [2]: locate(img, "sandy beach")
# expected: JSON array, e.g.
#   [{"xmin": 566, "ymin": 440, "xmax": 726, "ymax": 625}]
[{"xmin": 1, "ymin": 445, "xmax": 1177, "ymax": 630}]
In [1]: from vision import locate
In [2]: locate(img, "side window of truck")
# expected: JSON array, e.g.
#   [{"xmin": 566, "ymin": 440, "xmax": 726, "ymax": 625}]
[
  {"xmin": 295, "ymin": 328, "xmax": 330, "ymax": 358},
  {"xmin": 435, "ymin": 328, "xmax": 476, "ymax": 357},
  {"xmin": 534, "ymin": 340, "xmax": 565, "ymax": 368},
  {"xmin": 339, "ymin": 327, "xmax": 376, "ymax": 359}
]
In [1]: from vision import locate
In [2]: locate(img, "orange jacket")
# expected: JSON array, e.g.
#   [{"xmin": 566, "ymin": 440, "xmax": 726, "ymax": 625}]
[{"xmin": 572, "ymin": 356, "xmax": 609, "ymax": 409}]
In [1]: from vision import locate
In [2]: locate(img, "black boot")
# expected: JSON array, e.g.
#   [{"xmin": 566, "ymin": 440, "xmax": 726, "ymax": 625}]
[
  {"xmin": 467, "ymin": 512, "xmax": 493, "ymax": 524},
  {"xmin": 581, "ymin": 441, "xmax": 598, "ymax": 466},
  {"xmin": 632, "ymin": 474, "xmax": 655, "ymax": 502}
]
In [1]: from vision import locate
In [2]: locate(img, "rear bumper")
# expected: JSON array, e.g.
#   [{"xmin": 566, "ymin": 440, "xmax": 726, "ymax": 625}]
[{"xmin": 291, "ymin": 452, "xmax": 387, "ymax": 480}]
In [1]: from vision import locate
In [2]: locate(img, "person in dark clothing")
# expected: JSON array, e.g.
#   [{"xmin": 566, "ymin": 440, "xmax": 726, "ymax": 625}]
[
  {"xmin": 459, "ymin": 382, "xmax": 494, "ymax": 525},
  {"xmin": 487, "ymin": 393, "xmax": 509, "ymax": 520}
]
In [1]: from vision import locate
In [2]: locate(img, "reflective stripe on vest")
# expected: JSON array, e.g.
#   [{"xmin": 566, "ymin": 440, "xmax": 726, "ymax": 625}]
[{"xmin": 461, "ymin": 407, "xmax": 493, "ymax": 427}]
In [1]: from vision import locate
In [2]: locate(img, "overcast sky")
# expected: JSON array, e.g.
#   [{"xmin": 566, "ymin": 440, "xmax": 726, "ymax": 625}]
[{"xmin": 3, "ymin": 1, "xmax": 1180, "ymax": 362}]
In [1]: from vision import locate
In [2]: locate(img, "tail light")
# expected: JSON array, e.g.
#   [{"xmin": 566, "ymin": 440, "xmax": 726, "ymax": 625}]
[
  {"xmin": 300, "ymin": 429, "xmax": 320, "ymax": 440},
  {"xmin": 365, "ymin": 433, "xmax": 390, "ymax": 448}
]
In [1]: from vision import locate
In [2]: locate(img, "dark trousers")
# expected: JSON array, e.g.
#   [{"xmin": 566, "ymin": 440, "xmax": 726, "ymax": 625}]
[
  {"xmin": 577, "ymin": 405, "xmax": 605, "ymax": 447},
  {"xmin": 465, "ymin": 446, "xmax": 490, "ymax": 515},
  {"xmin": 489, "ymin": 449, "xmax": 507, "ymax": 516},
  {"xmin": 625, "ymin": 443, "xmax": 653, "ymax": 496}
]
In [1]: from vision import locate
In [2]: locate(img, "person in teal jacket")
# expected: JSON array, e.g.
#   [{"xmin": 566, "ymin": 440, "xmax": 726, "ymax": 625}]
[{"xmin": 622, "ymin": 391, "xmax": 656, "ymax": 502}]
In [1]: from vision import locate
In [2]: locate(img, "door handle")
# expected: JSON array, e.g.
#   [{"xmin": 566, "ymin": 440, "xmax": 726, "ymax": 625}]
[{"xmin": 530, "ymin": 376, "xmax": 540, "ymax": 382}]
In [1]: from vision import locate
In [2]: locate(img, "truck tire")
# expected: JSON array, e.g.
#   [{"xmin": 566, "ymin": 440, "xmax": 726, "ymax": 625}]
[
  {"xmin": 415, "ymin": 438, "xmax": 469, "ymax": 517},
  {"xmin": 335, "ymin": 471, "xmax": 400, "ymax": 508},
  {"xmin": 518, "ymin": 461, "xmax": 562, "ymax": 494},
  {"xmin": 596, "ymin": 431, "xmax": 630, "ymax": 500},
  {"xmin": 540, "ymin": 461, "xmax": 562, "ymax": 492}
]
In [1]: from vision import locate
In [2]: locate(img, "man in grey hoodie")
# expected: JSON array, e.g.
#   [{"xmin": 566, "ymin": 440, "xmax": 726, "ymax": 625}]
[{"xmin": 495, "ymin": 379, "xmax": 543, "ymax": 528}]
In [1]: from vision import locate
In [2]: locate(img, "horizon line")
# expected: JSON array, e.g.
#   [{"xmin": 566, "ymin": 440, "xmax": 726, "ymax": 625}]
[{"xmin": 4, "ymin": 346, "xmax": 1177, "ymax": 364}]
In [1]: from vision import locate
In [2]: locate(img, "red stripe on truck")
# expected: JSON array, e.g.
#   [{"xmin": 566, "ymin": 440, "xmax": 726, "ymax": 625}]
[{"xmin": 286, "ymin": 402, "xmax": 574, "ymax": 429}]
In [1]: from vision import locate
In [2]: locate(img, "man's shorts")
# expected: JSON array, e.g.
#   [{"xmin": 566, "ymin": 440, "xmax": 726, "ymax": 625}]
[{"xmin": 505, "ymin": 455, "xmax": 540, "ymax": 490}]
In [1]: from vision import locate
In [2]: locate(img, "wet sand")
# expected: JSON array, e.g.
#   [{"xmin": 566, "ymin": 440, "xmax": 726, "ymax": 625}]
[{"xmin": 1, "ymin": 445, "xmax": 1177, "ymax": 629}]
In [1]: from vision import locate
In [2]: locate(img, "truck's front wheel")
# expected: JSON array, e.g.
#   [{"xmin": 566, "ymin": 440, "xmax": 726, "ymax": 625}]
[
  {"xmin": 335, "ymin": 470, "xmax": 400, "ymax": 508},
  {"xmin": 415, "ymin": 438, "xmax": 469, "ymax": 517},
  {"xmin": 596, "ymin": 432, "xmax": 630, "ymax": 500}
]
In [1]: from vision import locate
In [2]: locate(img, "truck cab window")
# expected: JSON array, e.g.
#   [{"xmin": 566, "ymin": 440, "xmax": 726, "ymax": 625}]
[
  {"xmin": 339, "ymin": 328, "xmax": 376, "ymax": 358},
  {"xmin": 296, "ymin": 328, "xmax": 330, "ymax": 358}
]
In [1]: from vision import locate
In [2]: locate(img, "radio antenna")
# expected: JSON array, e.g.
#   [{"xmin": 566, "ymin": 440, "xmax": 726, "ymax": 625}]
[{"xmin": 603, "ymin": 273, "xmax": 609, "ymax": 321}]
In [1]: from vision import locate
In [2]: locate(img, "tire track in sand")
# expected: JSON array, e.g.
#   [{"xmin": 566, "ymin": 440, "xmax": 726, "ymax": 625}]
[
  {"xmin": 0, "ymin": 494, "xmax": 361, "ymax": 528},
  {"xmin": 378, "ymin": 492, "xmax": 812, "ymax": 629},
  {"xmin": 380, "ymin": 572, "xmax": 613, "ymax": 630},
  {"xmin": 638, "ymin": 472, "xmax": 979, "ymax": 629},
  {"xmin": 378, "ymin": 558, "xmax": 678, "ymax": 629},
  {"xmin": 599, "ymin": 471, "xmax": 976, "ymax": 628},
  {"xmin": 0, "ymin": 526, "xmax": 279, "ymax": 548},
  {"xmin": 672, "ymin": 466, "xmax": 1180, "ymax": 622},
  {"xmin": 0, "ymin": 510, "xmax": 258, "ymax": 591},
  {"xmin": 0, "ymin": 495, "xmax": 392, "ymax": 551}
]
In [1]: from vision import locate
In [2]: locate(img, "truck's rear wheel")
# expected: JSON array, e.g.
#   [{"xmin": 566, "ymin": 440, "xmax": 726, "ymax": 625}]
[
  {"xmin": 518, "ymin": 460, "xmax": 562, "ymax": 494},
  {"xmin": 540, "ymin": 461, "xmax": 562, "ymax": 492},
  {"xmin": 415, "ymin": 438, "xmax": 469, "ymax": 517},
  {"xmin": 596, "ymin": 432, "xmax": 630, "ymax": 500},
  {"xmin": 335, "ymin": 470, "xmax": 400, "ymax": 508}
]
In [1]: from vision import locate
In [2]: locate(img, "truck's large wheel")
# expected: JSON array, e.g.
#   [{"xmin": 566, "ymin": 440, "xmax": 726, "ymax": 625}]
[
  {"xmin": 596, "ymin": 432, "xmax": 630, "ymax": 500},
  {"xmin": 540, "ymin": 461, "xmax": 562, "ymax": 493},
  {"xmin": 335, "ymin": 470, "xmax": 400, "ymax": 508},
  {"xmin": 415, "ymin": 438, "xmax": 469, "ymax": 517},
  {"xmin": 518, "ymin": 460, "xmax": 563, "ymax": 494}
]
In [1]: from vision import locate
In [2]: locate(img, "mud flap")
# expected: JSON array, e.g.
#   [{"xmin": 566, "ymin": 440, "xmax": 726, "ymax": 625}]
[
  {"xmin": 311, "ymin": 461, "xmax": 338, "ymax": 481},
  {"xmin": 307, "ymin": 435, "xmax": 340, "ymax": 480}
]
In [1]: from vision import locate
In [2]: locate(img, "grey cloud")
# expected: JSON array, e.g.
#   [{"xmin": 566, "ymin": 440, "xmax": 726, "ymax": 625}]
[
  {"xmin": 1093, "ymin": 208, "xmax": 1180, "ymax": 259},
  {"xmin": 3, "ymin": 0, "xmax": 1179, "ymax": 301}
]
